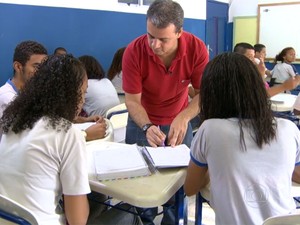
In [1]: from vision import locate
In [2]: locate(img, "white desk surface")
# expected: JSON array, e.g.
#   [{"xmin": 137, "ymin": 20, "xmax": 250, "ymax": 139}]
[
  {"xmin": 87, "ymin": 141, "xmax": 187, "ymax": 208},
  {"xmin": 271, "ymin": 93, "xmax": 297, "ymax": 112}
]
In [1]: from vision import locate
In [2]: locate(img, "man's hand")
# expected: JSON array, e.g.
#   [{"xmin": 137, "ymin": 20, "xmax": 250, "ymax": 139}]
[
  {"xmin": 168, "ymin": 114, "xmax": 189, "ymax": 147},
  {"xmin": 146, "ymin": 126, "xmax": 166, "ymax": 147}
]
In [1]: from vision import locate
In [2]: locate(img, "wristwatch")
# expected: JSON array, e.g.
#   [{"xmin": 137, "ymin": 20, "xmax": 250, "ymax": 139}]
[{"xmin": 141, "ymin": 123, "xmax": 154, "ymax": 134}]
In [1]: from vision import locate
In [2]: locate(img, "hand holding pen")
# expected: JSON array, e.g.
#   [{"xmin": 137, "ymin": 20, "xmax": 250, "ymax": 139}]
[
  {"xmin": 157, "ymin": 125, "xmax": 166, "ymax": 148},
  {"xmin": 146, "ymin": 125, "xmax": 166, "ymax": 147}
]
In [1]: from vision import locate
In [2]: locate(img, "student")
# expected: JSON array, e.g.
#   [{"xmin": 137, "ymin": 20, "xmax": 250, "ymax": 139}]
[
  {"xmin": 54, "ymin": 47, "xmax": 67, "ymax": 55},
  {"xmin": 233, "ymin": 42, "xmax": 300, "ymax": 97},
  {"xmin": 184, "ymin": 52, "xmax": 300, "ymax": 225},
  {"xmin": 79, "ymin": 55, "xmax": 120, "ymax": 117},
  {"xmin": 0, "ymin": 41, "xmax": 104, "ymax": 142},
  {"xmin": 0, "ymin": 54, "xmax": 141, "ymax": 225},
  {"xmin": 271, "ymin": 47, "xmax": 298, "ymax": 84},
  {"xmin": 107, "ymin": 47, "xmax": 126, "ymax": 94},
  {"xmin": 0, "ymin": 40, "xmax": 47, "ymax": 117},
  {"xmin": 254, "ymin": 43, "xmax": 271, "ymax": 77},
  {"xmin": 122, "ymin": 0, "xmax": 208, "ymax": 224}
]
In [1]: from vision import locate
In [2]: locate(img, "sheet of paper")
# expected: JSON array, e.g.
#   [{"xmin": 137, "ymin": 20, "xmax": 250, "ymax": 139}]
[{"xmin": 145, "ymin": 144, "xmax": 190, "ymax": 168}]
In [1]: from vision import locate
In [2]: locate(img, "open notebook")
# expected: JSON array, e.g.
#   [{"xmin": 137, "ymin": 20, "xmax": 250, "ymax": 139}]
[{"xmin": 93, "ymin": 143, "xmax": 190, "ymax": 181}]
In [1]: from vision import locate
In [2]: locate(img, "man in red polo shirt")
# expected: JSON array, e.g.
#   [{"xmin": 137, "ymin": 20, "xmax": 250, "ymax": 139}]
[
  {"xmin": 123, "ymin": 0, "xmax": 208, "ymax": 150},
  {"xmin": 123, "ymin": 1, "xmax": 208, "ymax": 224}
]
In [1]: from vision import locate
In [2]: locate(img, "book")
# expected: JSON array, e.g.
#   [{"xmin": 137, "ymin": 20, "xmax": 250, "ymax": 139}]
[
  {"xmin": 93, "ymin": 144, "xmax": 151, "ymax": 181},
  {"xmin": 93, "ymin": 143, "xmax": 190, "ymax": 181}
]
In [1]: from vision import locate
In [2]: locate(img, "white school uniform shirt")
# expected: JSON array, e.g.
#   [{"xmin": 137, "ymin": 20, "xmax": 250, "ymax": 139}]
[
  {"xmin": 111, "ymin": 71, "xmax": 124, "ymax": 94},
  {"xmin": 191, "ymin": 118, "xmax": 300, "ymax": 225},
  {"xmin": 83, "ymin": 78, "xmax": 120, "ymax": 117},
  {"xmin": 271, "ymin": 62, "xmax": 297, "ymax": 83},
  {"xmin": 0, "ymin": 79, "xmax": 18, "ymax": 117},
  {"xmin": 0, "ymin": 117, "xmax": 91, "ymax": 225}
]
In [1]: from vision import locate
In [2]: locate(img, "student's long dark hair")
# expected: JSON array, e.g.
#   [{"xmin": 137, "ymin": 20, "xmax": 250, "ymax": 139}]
[
  {"xmin": 78, "ymin": 55, "xmax": 105, "ymax": 80},
  {"xmin": 1, "ymin": 54, "xmax": 86, "ymax": 134},
  {"xmin": 200, "ymin": 52, "xmax": 276, "ymax": 149},
  {"xmin": 107, "ymin": 47, "xmax": 126, "ymax": 80},
  {"xmin": 274, "ymin": 47, "xmax": 294, "ymax": 63}
]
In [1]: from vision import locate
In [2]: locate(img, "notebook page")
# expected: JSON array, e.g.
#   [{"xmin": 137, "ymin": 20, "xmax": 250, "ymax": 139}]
[{"xmin": 145, "ymin": 144, "xmax": 190, "ymax": 168}]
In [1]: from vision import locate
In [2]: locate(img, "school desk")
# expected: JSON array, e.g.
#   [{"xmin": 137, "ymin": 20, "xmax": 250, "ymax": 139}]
[
  {"xmin": 86, "ymin": 140, "xmax": 188, "ymax": 225},
  {"xmin": 271, "ymin": 93, "xmax": 297, "ymax": 112}
]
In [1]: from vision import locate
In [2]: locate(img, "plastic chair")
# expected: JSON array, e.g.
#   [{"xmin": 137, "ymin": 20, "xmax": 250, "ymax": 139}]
[
  {"xmin": 105, "ymin": 103, "xmax": 128, "ymax": 143},
  {"xmin": 105, "ymin": 103, "xmax": 127, "ymax": 119},
  {"xmin": 262, "ymin": 214, "xmax": 300, "ymax": 225},
  {"xmin": 0, "ymin": 194, "xmax": 39, "ymax": 225}
]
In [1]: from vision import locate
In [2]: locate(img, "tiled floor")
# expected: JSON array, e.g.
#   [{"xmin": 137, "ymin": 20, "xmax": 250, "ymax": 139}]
[{"xmin": 154, "ymin": 195, "xmax": 215, "ymax": 225}]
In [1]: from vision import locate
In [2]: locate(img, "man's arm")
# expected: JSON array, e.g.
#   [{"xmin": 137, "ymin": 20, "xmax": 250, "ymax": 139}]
[
  {"xmin": 125, "ymin": 93, "xmax": 165, "ymax": 147},
  {"xmin": 168, "ymin": 89, "xmax": 200, "ymax": 147}
]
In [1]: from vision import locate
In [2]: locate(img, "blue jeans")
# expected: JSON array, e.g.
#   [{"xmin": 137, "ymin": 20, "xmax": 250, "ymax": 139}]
[
  {"xmin": 125, "ymin": 116, "xmax": 193, "ymax": 148},
  {"xmin": 125, "ymin": 116, "xmax": 193, "ymax": 225}
]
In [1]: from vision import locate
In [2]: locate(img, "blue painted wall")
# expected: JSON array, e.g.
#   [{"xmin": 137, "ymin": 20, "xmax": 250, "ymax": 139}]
[{"xmin": 0, "ymin": 3, "xmax": 206, "ymax": 85}]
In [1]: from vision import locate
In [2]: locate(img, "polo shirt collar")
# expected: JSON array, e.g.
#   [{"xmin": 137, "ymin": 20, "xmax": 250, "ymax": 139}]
[{"xmin": 6, "ymin": 78, "xmax": 18, "ymax": 93}]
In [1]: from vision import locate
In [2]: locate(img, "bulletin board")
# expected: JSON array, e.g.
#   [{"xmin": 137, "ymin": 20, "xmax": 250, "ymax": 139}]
[
  {"xmin": 258, "ymin": 2, "xmax": 300, "ymax": 61},
  {"xmin": 233, "ymin": 16, "xmax": 257, "ymax": 49}
]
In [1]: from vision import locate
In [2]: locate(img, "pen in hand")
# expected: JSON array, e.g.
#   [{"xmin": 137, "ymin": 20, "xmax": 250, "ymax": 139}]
[{"xmin": 157, "ymin": 125, "xmax": 166, "ymax": 148}]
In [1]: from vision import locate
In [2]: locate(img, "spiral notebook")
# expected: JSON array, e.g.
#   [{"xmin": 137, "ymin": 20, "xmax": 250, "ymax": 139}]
[{"xmin": 93, "ymin": 143, "xmax": 190, "ymax": 181}]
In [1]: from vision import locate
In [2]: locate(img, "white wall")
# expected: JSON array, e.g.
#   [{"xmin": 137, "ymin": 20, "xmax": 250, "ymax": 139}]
[
  {"xmin": 229, "ymin": 0, "xmax": 300, "ymax": 22},
  {"xmin": 0, "ymin": 0, "xmax": 206, "ymax": 19}
]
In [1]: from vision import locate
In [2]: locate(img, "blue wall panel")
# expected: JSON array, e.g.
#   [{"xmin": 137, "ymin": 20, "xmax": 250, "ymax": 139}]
[{"xmin": 0, "ymin": 3, "xmax": 205, "ymax": 85}]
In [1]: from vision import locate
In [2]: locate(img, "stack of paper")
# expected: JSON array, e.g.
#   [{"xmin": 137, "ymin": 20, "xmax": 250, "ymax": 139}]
[{"xmin": 93, "ymin": 144, "xmax": 151, "ymax": 180}]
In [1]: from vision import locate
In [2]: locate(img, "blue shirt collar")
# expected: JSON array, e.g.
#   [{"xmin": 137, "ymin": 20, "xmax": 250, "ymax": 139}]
[{"xmin": 6, "ymin": 78, "xmax": 18, "ymax": 93}]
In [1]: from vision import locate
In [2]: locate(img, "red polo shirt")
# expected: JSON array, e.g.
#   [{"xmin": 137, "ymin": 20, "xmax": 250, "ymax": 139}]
[{"xmin": 123, "ymin": 31, "xmax": 209, "ymax": 125}]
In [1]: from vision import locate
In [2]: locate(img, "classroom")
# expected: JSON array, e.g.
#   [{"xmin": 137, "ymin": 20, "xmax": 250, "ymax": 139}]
[{"xmin": 0, "ymin": 0, "xmax": 300, "ymax": 224}]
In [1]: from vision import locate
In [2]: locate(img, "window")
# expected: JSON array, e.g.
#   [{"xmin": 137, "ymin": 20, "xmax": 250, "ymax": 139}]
[{"xmin": 118, "ymin": 0, "xmax": 155, "ymax": 6}]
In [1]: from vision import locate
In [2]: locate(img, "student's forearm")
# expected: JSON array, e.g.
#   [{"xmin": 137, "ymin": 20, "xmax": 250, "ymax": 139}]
[
  {"xmin": 64, "ymin": 195, "xmax": 89, "ymax": 225},
  {"xmin": 267, "ymin": 86, "xmax": 285, "ymax": 97},
  {"xmin": 292, "ymin": 166, "xmax": 300, "ymax": 184}
]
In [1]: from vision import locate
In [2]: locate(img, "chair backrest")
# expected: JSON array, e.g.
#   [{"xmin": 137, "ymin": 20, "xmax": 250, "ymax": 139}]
[
  {"xmin": 105, "ymin": 103, "xmax": 127, "ymax": 119},
  {"xmin": 262, "ymin": 214, "xmax": 300, "ymax": 225},
  {"xmin": 105, "ymin": 103, "xmax": 128, "ymax": 143},
  {"xmin": 0, "ymin": 194, "xmax": 39, "ymax": 225}
]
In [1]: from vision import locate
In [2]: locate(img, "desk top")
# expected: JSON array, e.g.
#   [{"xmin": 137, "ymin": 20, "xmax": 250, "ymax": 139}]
[
  {"xmin": 87, "ymin": 141, "xmax": 187, "ymax": 208},
  {"xmin": 271, "ymin": 93, "xmax": 297, "ymax": 112}
]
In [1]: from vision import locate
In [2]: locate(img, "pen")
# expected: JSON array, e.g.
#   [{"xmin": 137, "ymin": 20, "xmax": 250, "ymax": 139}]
[{"xmin": 157, "ymin": 125, "xmax": 165, "ymax": 147}]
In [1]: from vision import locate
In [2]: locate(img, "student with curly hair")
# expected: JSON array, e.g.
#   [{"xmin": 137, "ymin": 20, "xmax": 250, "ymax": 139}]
[
  {"xmin": 184, "ymin": 52, "xmax": 300, "ymax": 225},
  {"xmin": 0, "ymin": 54, "xmax": 141, "ymax": 225}
]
